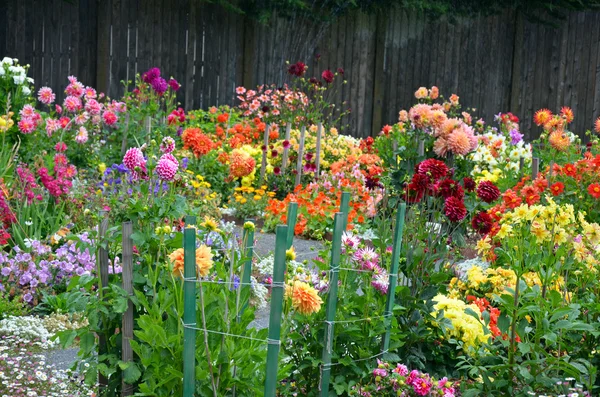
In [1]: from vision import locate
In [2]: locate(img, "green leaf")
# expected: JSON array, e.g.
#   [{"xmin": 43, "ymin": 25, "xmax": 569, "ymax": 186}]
[
  {"xmin": 123, "ymin": 362, "xmax": 142, "ymax": 383},
  {"xmin": 79, "ymin": 332, "xmax": 95, "ymax": 355}
]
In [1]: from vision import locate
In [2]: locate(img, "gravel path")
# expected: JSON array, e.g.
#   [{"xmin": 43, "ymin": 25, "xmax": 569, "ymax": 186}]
[{"xmin": 44, "ymin": 230, "xmax": 324, "ymax": 369}]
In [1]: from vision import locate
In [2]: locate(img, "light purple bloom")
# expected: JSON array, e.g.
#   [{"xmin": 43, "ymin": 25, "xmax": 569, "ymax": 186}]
[{"xmin": 509, "ymin": 129, "xmax": 523, "ymax": 145}]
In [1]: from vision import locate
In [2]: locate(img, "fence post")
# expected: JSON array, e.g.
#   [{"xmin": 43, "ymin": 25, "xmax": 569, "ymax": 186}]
[
  {"xmin": 97, "ymin": 211, "xmax": 109, "ymax": 393},
  {"xmin": 238, "ymin": 219, "xmax": 255, "ymax": 319},
  {"xmin": 519, "ymin": 156, "xmax": 524, "ymax": 177},
  {"xmin": 319, "ymin": 213, "xmax": 345, "ymax": 397},
  {"xmin": 339, "ymin": 191, "xmax": 351, "ymax": 231},
  {"xmin": 382, "ymin": 203, "xmax": 407, "ymax": 352},
  {"xmin": 281, "ymin": 123, "xmax": 292, "ymax": 171},
  {"xmin": 295, "ymin": 126, "xmax": 306, "ymax": 186},
  {"xmin": 183, "ymin": 221, "xmax": 197, "ymax": 397},
  {"xmin": 532, "ymin": 157, "xmax": 539, "ymax": 180},
  {"xmin": 315, "ymin": 122, "xmax": 323, "ymax": 177},
  {"xmin": 260, "ymin": 124, "xmax": 270, "ymax": 182},
  {"xmin": 263, "ymin": 225, "xmax": 288, "ymax": 397},
  {"xmin": 285, "ymin": 202, "xmax": 298, "ymax": 249},
  {"xmin": 121, "ymin": 221, "xmax": 134, "ymax": 396}
]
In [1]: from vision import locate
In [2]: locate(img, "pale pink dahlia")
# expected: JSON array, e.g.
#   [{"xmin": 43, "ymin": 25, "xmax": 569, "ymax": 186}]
[
  {"xmin": 155, "ymin": 154, "xmax": 179, "ymax": 181},
  {"xmin": 85, "ymin": 99, "xmax": 102, "ymax": 115},
  {"xmin": 75, "ymin": 127, "xmax": 88, "ymax": 144},
  {"xmin": 45, "ymin": 118, "xmax": 60, "ymax": 137},
  {"xmin": 38, "ymin": 87, "xmax": 56, "ymax": 105},
  {"xmin": 63, "ymin": 95, "xmax": 82, "ymax": 112},
  {"xmin": 160, "ymin": 136, "xmax": 176, "ymax": 154}
]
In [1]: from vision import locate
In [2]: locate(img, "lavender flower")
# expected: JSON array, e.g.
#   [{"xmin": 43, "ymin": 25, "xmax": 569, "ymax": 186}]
[{"xmin": 509, "ymin": 129, "xmax": 524, "ymax": 145}]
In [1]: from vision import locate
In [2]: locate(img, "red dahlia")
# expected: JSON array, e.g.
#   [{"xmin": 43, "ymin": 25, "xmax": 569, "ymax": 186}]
[
  {"xmin": 436, "ymin": 179, "xmax": 464, "ymax": 199},
  {"xmin": 321, "ymin": 69, "xmax": 334, "ymax": 84},
  {"xmin": 462, "ymin": 177, "xmax": 476, "ymax": 192},
  {"xmin": 417, "ymin": 159, "xmax": 448, "ymax": 181},
  {"xmin": 471, "ymin": 211, "xmax": 493, "ymax": 235},
  {"xmin": 476, "ymin": 181, "xmax": 501, "ymax": 203},
  {"xmin": 288, "ymin": 62, "xmax": 306, "ymax": 77},
  {"xmin": 550, "ymin": 182, "xmax": 564, "ymax": 196},
  {"xmin": 444, "ymin": 196, "xmax": 467, "ymax": 222},
  {"xmin": 409, "ymin": 173, "xmax": 430, "ymax": 193}
]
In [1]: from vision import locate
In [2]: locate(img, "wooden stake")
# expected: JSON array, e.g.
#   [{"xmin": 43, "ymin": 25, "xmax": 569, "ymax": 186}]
[
  {"xmin": 260, "ymin": 124, "xmax": 270, "ymax": 182},
  {"xmin": 315, "ymin": 122, "xmax": 323, "ymax": 177},
  {"xmin": 295, "ymin": 126, "xmax": 306, "ymax": 186},
  {"xmin": 281, "ymin": 123, "xmax": 292, "ymax": 171},
  {"xmin": 97, "ymin": 211, "xmax": 109, "ymax": 393},
  {"xmin": 121, "ymin": 221, "xmax": 134, "ymax": 396},
  {"xmin": 532, "ymin": 157, "xmax": 539, "ymax": 180}
]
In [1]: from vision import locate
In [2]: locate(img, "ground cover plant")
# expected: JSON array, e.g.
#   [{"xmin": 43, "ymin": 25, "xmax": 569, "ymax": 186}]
[{"xmin": 0, "ymin": 55, "xmax": 599, "ymax": 397}]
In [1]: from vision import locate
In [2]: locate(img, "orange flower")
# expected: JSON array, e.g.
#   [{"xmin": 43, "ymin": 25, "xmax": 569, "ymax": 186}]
[
  {"xmin": 169, "ymin": 249, "xmax": 185, "ymax": 277},
  {"xmin": 560, "ymin": 106, "xmax": 574, "ymax": 123},
  {"xmin": 182, "ymin": 128, "xmax": 215, "ymax": 157},
  {"xmin": 229, "ymin": 149, "xmax": 255, "ymax": 178},
  {"xmin": 217, "ymin": 113, "xmax": 229, "ymax": 123},
  {"xmin": 169, "ymin": 245, "xmax": 214, "ymax": 277},
  {"xmin": 502, "ymin": 190, "xmax": 522, "ymax": 209},
  {"xmin": 563, "ymin": 163, "xmax": 577, "ymax": 177},
  {"xmin": 285, "ymin": 281, "xmax": 323, "ymax": 315},
  {"xmin": 595, "ymin": 117, "xmax": 600, "ymax": 134},
  {"xmin": 549, "ymin": 131, "xmax": 570, "ymax": 152},
  {"xmin": 533, "ymin": 108, "xmax": 552, "ymax": 126},
  {"xmin": 269, "ymin": 128, "xmax": 279, "ymax": 140}
]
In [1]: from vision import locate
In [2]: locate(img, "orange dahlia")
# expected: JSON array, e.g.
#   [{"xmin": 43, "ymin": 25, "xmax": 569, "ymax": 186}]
[
  {"xmin": 182, "ymin": 127, "xmax": 215, "ymax": 157},
  {"xmin": 169, "ymin": 245, "xmax": 214, "ymax": 278},
  {"xmin": 285, "ymin": 280, "xmax": 323, "ymax": 315},
  {"xmin": 549, "ymin": 131, "xmax": 570, "ymax": 152},
  {"xmin": 229, "ymin": 149, "xmax": 255, "ymax": 178},
  {"xmin": 447, "ymin": 128, "xmax": 472, "ymax": 156},
  {"xmin": 533, "ymin": 108, "xmax": 552, "ymax": 126},
  {"xmin": 560, "ymin": 106, "xmax": 574, "ymax": 123}
]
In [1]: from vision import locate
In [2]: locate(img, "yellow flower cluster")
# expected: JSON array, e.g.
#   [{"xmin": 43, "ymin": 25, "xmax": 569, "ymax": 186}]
[
  {"xmin": 431, "ymin": 294, "xmax": 489, "ymax": 351},
  {"xmin": 233, "ymin": 185, "xmax": 275, "ymax": 204},
  {"xmin": 485, "ymin": 197, "xmax": 600, "ymax": 271},
  {"xmin": 0, "ymin": 112, "xmax": 14, "ymax": 132},
  {"xmin": 474, "ymin": 169, "xmax": 502, "ymax": 184},
  {"xmin": 449, "ymin": 265, "xmax": 566, "ymax": 300}
]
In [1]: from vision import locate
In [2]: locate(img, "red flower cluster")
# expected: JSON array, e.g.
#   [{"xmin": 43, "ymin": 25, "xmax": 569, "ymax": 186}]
[
  {"xmin": 167, "ymin": 108, "xmax": 186, "ymax": 125},
  {"xmin": 288, "ymin": 61, "xmax": 307, "ymax": 77},
  {"xmin": 467, "ymin": 296, "xmax": 519, "ymax": 342}
]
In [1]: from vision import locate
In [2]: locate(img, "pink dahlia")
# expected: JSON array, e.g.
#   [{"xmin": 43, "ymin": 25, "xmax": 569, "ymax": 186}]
[
  {"xmin": 54, "ymin": 142, "xmax": 67, "ymax": 152},
  {"xmin": 123, "ymin": 147, "xmax": 145, "ymax": 171},
  {"xmin": 412, "ymin": 376, "xmax": 433, "ymax": 396},
  {"xmin": 168, "ymin": 78, "xmax": 181, "ymax": 91},
  {"xmin": 155, "ymin": 154, "xmax": 179, "ymax": 181},
  {"xmin": 85, "ymin": 99, "xmax": 102, "ymax": 115},
  {"xmin": 65, "ymin": 76, "xmax": 84, "ymax": 97},
  {"xmin": 408, "ymin": 104, "xmax": 433, "ymax": 129},
  {"xmin": 38, "ymin": 87, "xmax": 55, "ymax": 104},
  {"xmin": 447, "ymin": 128, "xmax": 473, "ymax": 156},
  {"xmin": 84, "ymin": 87, "xmax": 97, "ymax": 99},
  {"xmin": 160, "ymin": 136, "xmax": 176, "ymax": 154},
  {"xmin": 63, "ymin": 95, "xmax": 83, "ymax": 112},
  {"xmin": 476, "ymin": 181, "xmax": 501, "ymax": 203},
  {"xmin": 102, "ymin": 110, "xmax": 118, "ymax": 126},
  {"xmin": 75, "ymin": 127, "xmax": 89, "ymax": 144},
  {"xmin": 45, "ymin": 118, "xmax": 60, "ymax": 137},
  {"xmin": 18, "ymin": 118, "xmax": 35, "ymax": 134},
  {"xmin": 393, "ymin": 364, "xmax": 409, "ymax": 376},
  {"xmin": 19, "ymin": 104, "xmax": 37, "ymax": 118}
]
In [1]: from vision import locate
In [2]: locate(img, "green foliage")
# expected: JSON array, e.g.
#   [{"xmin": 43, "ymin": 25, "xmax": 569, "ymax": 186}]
[{"xmin": 0, "ymin": 293, "xmax": 28, "ymax": 319}]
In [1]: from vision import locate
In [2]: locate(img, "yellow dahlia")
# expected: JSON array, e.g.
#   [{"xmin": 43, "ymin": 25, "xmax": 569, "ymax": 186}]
[{"xmin": 285, "ymin": 281, "xmax": 323, "ymax": 315}]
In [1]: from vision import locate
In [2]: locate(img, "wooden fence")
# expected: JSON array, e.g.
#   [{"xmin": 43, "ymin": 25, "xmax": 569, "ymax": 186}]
[{"xmin": 1, "ymin": 0, "xmax": 600, "ymax": 140}]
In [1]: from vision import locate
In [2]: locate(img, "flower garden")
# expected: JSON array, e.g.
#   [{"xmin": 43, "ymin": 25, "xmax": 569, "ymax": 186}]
[{"xmin": 1, "ymin": 56, "xmax": 599, "ymax": 397}]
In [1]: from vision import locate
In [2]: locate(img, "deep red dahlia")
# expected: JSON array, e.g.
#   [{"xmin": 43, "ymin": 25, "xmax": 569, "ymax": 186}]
[
  {"xmin": 321, "ymin": 69, "xmax": 334, "ymax": 84},
  {"xmin": 416, "ymin": 159, "xmax": 448, "ymax": 181},
  {"xmin": 288, "ymin": 62, "xmax": 307, "ymax": 77},
  {"xmin": 476, "ymin": 181, "xmax": 501, "ymax": 203},
  {"xmin": 436, "ymin": 179, "xmax": 464, "ymax": 199},
  {"xmin": 462, "ymin": 177, "xmax": 476, "ymax": 192},
  {"xmin": 444, "ymin": 196, "xmax": 467, "ymax": 222},
  {"xmin": 409, "ymin": 173, "xmax": 430, "ymax": 193},
  {"xmin": 471, "ymin": 211, "xmax": 493, "ymax": 235}
]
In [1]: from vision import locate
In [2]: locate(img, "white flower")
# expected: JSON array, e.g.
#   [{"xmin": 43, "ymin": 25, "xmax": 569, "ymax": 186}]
[
  {"xmin": 26, "ymin": 77, "xmax": 34, "ymax": 84},
  {"xmin": 1, "ymin": 57, "xmax": 13, "ymax": 66},
  {"xmin": 22, "ymin": 86, "xmax": 31, "ymax": 95},
  {"xmin": 13, "ymin": 74, "xmax": 25, "ymax": 85},
  {"xmin": 0, "ymin": 67, "xmax": 4, "ymax": 76}
]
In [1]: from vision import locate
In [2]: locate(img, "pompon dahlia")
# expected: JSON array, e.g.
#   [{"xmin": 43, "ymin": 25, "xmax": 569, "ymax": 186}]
[
  {"xmin": 476, "ymin": 180, "xmax": 501, "ymax": 203},
  {"xmin": 444, "ymin": 196, "xmax": 467, "ymax": 222},
  {"xmin": 471, "ymin": 211, "xmax": 493, "ymax": 235},
  {"xmin": 417, "ymin": 159, "xmax": 448, "ymax": 181},
  {"xmin": 436, "ymin": 179, "xmax": 464, "ymax": 199},
  {"xmin": 549, "ymin": 131, "xmax": 570, "ymax": 152},
  {"xmin": 155, "ymin": 153, "xmax": 179, "ymax": 181},
  {"xmin": 285, "ymin": 280, "xmax": 323, "ymax": 315},
  {"xmin": 123, "ymin": 147, "xmax": 145, "ymax": 171},
  {"xmin": 229, "ymin": 148, "xmax": 255, "ymax": 178},
  {"xmin": 160, "ymin": 136, "xmax": 176, "ymax": 154},
  {"xmin": 182, "ymin": 127, "xmax": 215, "ymax": 157},
  {"xmin": 533, "ymin": 108, "xmax": 552, "ymax": 126},
  {"xmin": 463, "ymin": 177, "xmax": 476, "ymax": 192}
]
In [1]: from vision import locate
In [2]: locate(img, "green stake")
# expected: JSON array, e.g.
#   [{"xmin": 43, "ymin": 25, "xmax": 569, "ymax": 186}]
[
  {"xmin": 238, "ymin": 220, "xmax": 255, "ymax": 319},
  {"xmin": 339, "ymin": 192, "xmax": 351, "ymax": 231},
  {"xmin": 382, "ymin": 203, "xmax": 406, "ymax": 352},
  {"xmin": 319, "ymin": 213, "xmax": 345, "ymax": 397},
  {"xmin": 285, "ymin": 202, "xmax": 298, "ymax": 249},
  {"xmin": 183, "ymin": 224, "xmax": 197, "ymax": 397},
  {"xmin": 264, "ymin": 225, "xmax": 288, "ymax": 397}
]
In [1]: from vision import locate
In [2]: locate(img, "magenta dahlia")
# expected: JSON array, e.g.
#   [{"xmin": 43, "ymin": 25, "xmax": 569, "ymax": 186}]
[{"xmin": 155, "ymin": 154, "xmax": 179, "ymax": 181}]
